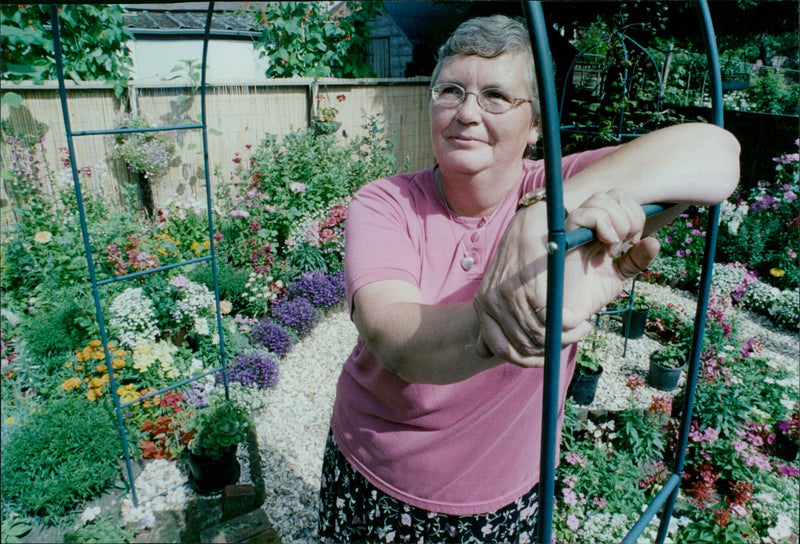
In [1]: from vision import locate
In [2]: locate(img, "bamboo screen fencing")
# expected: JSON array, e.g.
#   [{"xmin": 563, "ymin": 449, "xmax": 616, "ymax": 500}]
[{"xmin": 0, "ymin": 78, "xmax": 435, "ymax": 218}]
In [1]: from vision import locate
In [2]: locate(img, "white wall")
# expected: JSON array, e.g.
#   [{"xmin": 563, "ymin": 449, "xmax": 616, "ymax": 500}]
[{"xmin": 128, "ymin": 39, "xmax": 270, "ymax": 82}]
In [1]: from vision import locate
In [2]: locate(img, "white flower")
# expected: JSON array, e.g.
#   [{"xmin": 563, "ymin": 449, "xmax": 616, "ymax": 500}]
[{"xmin": 80, "ymin": 505, "xmax": 101, "ymax": 525}]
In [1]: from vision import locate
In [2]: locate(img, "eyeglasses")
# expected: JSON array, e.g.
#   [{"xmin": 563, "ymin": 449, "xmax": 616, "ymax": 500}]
[{"xmin": 430, "ymin": 83, "xmax": 532, "ymax": 114}]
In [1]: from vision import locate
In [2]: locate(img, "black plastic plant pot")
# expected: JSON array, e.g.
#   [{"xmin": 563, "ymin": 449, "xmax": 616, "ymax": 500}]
[
  {"xmin": 568, "ymin": 367, "xmax": 603, "ymax": 405},
  {"xmin": 647, "ymin": 359, "xmax": 685, "ymax": 391},
  {"xmin": 623, "ymin": 308, "xmax": 649, "ymax": 339},
  {"xmin": 185, "ymin": 447, "xmax": 241, "ymax": 495}
]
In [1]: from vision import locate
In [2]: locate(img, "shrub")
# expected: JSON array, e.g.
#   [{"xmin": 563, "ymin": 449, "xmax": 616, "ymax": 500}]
[
  {"xmin": 249, "ymin": 319, "xmax": 293, "ymax": 357},
  {"xmin": 1, "ymin": 395, "xmax": 121, "ymax": 522},
  {"xmin": 271, "ymin": 296, "xmax": 318, "ymax": 336},
  {"xmin": 18, "ymin": 287, "xmax": 98, "ymax": 358},
  {"xmin": 188, "ymin": 261, "xmax": 250, "ymax": 313}
]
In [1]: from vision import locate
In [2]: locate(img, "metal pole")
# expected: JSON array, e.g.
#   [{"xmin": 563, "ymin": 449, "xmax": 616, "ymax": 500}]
[
  {"xmin": 522, "ymin": 3, "xmax": 566, "ymax": 543},
  {"xmin": 49, "ymin": 3, "xmax": 139, "ymax": 505}
]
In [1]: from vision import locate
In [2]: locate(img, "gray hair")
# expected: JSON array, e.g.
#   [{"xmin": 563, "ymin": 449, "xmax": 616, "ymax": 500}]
[{"xmin": 431, "ymin": 15, "xmax": 540, "ymax": 125}]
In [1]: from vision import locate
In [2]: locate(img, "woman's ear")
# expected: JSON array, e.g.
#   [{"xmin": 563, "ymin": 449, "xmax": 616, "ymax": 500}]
[{"xmin": 527, "ymin": 125, "xmax": 540, "ymax": 146}]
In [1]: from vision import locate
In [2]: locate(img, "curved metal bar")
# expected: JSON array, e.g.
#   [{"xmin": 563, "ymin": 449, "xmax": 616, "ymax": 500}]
[
  {"xmin": 49, "ymin": 3, "xmax": 141, "ymax": 505},
  {"xmin": 199, "ymin": 2, "xmax": 230, "ymax": 401},
  {"xmin": 522, "ymin": 3, "xmax": 566, "ymax": 543},
  {"xmin": 653, "ymin": 1, "xmax": 724, "ymax": 542}
]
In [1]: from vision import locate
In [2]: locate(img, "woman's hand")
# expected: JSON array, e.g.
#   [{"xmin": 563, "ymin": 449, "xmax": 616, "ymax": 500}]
[{"xmin": 473, "ymin": 188, "xmax": 660, "ymax": 365}]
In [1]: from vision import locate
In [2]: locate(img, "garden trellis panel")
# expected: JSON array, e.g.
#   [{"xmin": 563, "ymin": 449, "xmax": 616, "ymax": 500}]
[
  {"xmin": 48, "ymin": 2, "xmax": 229, "ymax": 507},
  {"xmin": 523, "ymin": 1, "xmax": 725, "ymax": 543}
]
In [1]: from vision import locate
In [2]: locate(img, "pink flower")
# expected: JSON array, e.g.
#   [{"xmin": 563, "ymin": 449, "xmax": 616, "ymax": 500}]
[
  {"xmin": 564, "ymin": 452, "xmax": 586, "ymax": 467},
  {"xmin": 230, "ymin": 209, "xmax": 250, "ymax": 218},
  {"xmin": 170, "ymin": 275, "xmax": 189, "ymax": 288},
  {"xmin": 562, "ymin": 488, "xmax": 578, "ymax": 506},
  {"xmin": 566, "ymin": 514, "xmax": 580, "ymax": 531},
  {"xmin": 289, "ymin": 182, "xmax": 306, "ymax": 193},
  {"xmin": 784, "ymin": 190, "xmax": 797, "ymax": 202}
]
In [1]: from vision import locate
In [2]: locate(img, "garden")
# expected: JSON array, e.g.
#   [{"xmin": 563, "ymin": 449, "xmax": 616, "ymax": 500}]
[{"xmin": 1, "ymin": 3, "xmax": 799, "ymax": 544}]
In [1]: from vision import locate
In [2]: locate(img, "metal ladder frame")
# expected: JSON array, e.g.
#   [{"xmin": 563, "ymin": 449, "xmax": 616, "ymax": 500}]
[
  {"xmin": 523, "ymin": 1, "xmax": 724, "ymax": 542},
  {"xmin": 50, "ymin": 2, "xmax": 226, "ymax": 507}
]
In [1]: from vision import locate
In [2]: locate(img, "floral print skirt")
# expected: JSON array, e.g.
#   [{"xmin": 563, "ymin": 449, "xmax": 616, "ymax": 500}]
[{"xmin": 318, "ymin": 430, "xmax": 539, "ymax": 543}]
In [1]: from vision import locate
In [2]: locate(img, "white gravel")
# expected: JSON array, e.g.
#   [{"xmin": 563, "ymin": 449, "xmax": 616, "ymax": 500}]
[{"xmin": 252, "ymin": 284, "xmax": 799, "ymax": 542}]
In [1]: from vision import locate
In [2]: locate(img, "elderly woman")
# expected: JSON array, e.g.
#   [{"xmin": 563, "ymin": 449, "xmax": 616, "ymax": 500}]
[{"xmin": 319, "ymin": 14, "xmax": 739, "ymax": 543}]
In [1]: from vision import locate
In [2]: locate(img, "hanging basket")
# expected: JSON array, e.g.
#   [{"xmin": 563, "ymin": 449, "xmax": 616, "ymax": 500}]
[
  {"xmin": 568, "ymin": 366, "xmax": 603, "ymax": 405},
  {"xmin": 184, "ymin": 447, "xmax": 240, "ymax": 495},
  {"xmin": 312, "ymin": 119, "xmax": 341, "ymax": 136}
]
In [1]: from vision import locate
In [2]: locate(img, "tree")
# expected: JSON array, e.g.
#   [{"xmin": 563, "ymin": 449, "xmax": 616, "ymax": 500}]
[
  {"xmin": 0, "ymin": 4, "xmax": 134, "ymax": 99},
  {"xmin": 252, "ymin": 2, "xmax": 383, "ymax": 78}
]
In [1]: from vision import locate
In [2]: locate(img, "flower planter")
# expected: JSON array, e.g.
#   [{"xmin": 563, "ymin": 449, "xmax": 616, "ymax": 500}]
[
  {"xmin": 647, "ymin": 359, "xmax": 685, "ymax": 391},
  {"xmin": 185, "ymin": 447, "xmax": 240, "ymax": 495},
  {"xmin": 568, "ymin": 367, "xmax": 603, "ymax": 405},
  {"xmin": 622, "ymin": 308, "xmax": 649, "ymax": 339},
  {"xmin": 312, "ymin": 120, "xmax": 341, "ymax": 135}
]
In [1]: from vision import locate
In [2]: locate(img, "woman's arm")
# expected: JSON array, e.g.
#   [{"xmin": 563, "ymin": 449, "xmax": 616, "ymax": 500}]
[{"xmin": 474, "ymin": 123, "xmax": 741, "ymax": 362}]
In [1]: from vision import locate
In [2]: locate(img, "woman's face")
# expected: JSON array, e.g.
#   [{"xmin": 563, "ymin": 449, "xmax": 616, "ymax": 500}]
[{"xmin": 430, "ymin": 52, "xmax": 539, "ymax": 179}]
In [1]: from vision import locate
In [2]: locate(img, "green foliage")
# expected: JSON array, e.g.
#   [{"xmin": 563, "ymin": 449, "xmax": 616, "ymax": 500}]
[
  {"xmin": 18, "ymin": 286, "xmax": 98, "ymax": 358},
  {"xmin": 1, "ymin": 395, "xmax": 121, "ymax": 522},
  {"xmin": 252, "ymin": 2, "xmax": 382, "ymax": 78},
  {"xmin": 64, "ymin": 515, "xmax": 138, "ymax": 544},
  {"xmin": 184, "ymin": 401, "xmax": 252, "ymax": 459},
  {"xmin": 615, "ymin": 408, "xmax": 667, "ymax": 464},
  {"xmin": 216, "ymin": 114, "xmax": 397, "ymax": 282},
  {"xmin": 0, "ymin": 515, "xmax": 32, "ymax": 543},
  {"xmin": 188, "ymin": 261, "xmax": 251, "ymax": 314},
  {"xmin": 0, "ymin": 5, "xmax": 134, "ymax": 98},
  {"xmin": 650, "ymin": 344, "xmax": 686, "ymax": 369},
  {"xmin": 718, "ymin": 145, "xmax": 799, "ymax": 291}
]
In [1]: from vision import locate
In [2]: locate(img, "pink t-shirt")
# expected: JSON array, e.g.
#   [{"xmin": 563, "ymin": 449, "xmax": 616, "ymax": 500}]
[{"xmin": 330, "ymin": 148, "xmax": 615, "ymax": 516}]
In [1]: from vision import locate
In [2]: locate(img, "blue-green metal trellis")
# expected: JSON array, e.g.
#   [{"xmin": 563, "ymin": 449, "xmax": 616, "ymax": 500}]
[
  {"xmin": 50, "ymin": 2, "xmax": 227, "ymax": 507},
  {"xmin": 523, "ymin": 1, "xmax": 724, "ymax": 543}
]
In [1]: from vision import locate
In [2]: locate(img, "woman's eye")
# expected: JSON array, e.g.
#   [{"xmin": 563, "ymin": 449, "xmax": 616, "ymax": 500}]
[
  {"xmin": 440, "ymin": 85, "xmax": 462, "ymax": 96},
  {"xmin": 483, "ymin": 90, "xmax": 512, "ymax": 103}
]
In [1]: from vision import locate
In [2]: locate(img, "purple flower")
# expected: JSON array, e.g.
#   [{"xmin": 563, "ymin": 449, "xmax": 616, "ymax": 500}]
[
  {"xmin": 287, "ymin": 271, "xmax": 345, "ymax": 309},
  {"xmin": 778, "ymin": 464, "xmax": 799, "ymax": 477},
  {"xmin": 228, "ymin": 351, "xmax": 279, "ymax": 389},
  {"xmin": 784, "ymin": 190, "xmax": 797, "ymax": 202},
  {"xmin": 272, "ymin": 296, "xmax": 318, "ymax": 336},
  {"xmin": 230, "ymin": 209, "xmax": 250, "ymax": 218},
  {"xmin": 250, "ymin": 319, "xmax": 294, "ymax": 357}
]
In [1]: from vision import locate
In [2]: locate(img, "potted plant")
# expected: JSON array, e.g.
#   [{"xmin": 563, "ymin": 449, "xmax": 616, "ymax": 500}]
[
  {"xmin": 622, "ymin": 293, "xmax": 650, "ymax": 339},
  {"xmin": 647, "ymin": 343, "xmax": 687, "ymax": 391},
  {"xmin": 182, "ymin": 400, "xmax": 252, "ymax": 494},
  {"xmin": 568, "ymin": 336, "xmax": 604, "ymax": 406}
]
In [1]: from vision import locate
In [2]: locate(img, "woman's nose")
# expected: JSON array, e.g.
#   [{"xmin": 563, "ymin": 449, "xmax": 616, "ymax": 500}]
[{"xmin": 455, "ymin": 91, "xmax": 482, "ymax": 121}]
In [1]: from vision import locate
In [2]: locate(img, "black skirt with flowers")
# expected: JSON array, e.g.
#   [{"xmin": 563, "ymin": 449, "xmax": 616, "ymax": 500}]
[{"xmin": 318, "ymin": 430, "xmax": 539, "ymax": 543}]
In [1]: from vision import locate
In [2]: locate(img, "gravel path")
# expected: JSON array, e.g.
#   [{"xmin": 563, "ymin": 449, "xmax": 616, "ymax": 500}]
[{"xmin": 253, "ymin": 284, "xmax": 799, "ymax": 543}]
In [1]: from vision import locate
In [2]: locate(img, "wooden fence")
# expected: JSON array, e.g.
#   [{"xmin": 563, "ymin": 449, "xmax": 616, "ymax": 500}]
[{"xmin": 0, "ymin": 78, "xmax": 435, "ymax": 216}]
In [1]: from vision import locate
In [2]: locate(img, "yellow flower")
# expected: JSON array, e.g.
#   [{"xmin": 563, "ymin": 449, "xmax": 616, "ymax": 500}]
[
  {"xmin": 96, "ymin": 364, "xmax": 108, "ymax": 373},
  {"xmin": 34, "ymin": 231, "xmax": 53, "ymax": 244},
  {"xmin": 111, "ymin": 358, "xmax": 126, "ymax": 370},
  {"xmin": 117, "ymin": 384, "xmax": 140, "ymax": 404},
  {"xmin": 92, "ymin": 350, "xmax": 105, "ymax": 360},
  {"xmin": 76, "ymin": 351, "xmax": 90, "ymax": 363},
  {"xmin": 5, "ymin": 416, "xmax": 14, "ymax": 424},
  {"xmin": 770, "ymin": 268, "xmax": 785, "ymax": 278},
  {"xmin": 75, "ymin": 364, "xmax": 85, "ymax": 371},
  {"xmin": 89, "ymin": 339, "xmax": 102, "ymax": 348},
  {"xmin": 61, "ymin": 377, "xmax": 82, "ymax": 391},
  {"xmin": 86, "ymin": 388, "xmax": 102, "ymax": 401},
  {"xmin": 157, "ymin": 248, "xmax": 168, "ymax": 257},
  {"xmin": 88, "ymin": 377, "xmax": 106, "ymax": 388},
  {"xmin": 219, "ymin": 300, "xmax": 233, "ymax": 315},
  {"xmin": 113, "ymin": 349, "xmax": 127, "ymax": 358}
]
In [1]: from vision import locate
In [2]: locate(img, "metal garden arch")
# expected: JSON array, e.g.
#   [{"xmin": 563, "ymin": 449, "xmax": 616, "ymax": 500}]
[
  {"xmin": 523, "ymin": 1, "xmax": 724, "ymax": 543},
  {"xmin": 50, "ymin": 0, "xmax": 723, "ymax": 538}
]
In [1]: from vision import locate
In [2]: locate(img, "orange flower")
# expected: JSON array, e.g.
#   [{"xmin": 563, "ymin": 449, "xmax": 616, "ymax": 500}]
[{"xmin": 61, "ymin": 377, "xmax": 82, "ymax": 391}]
